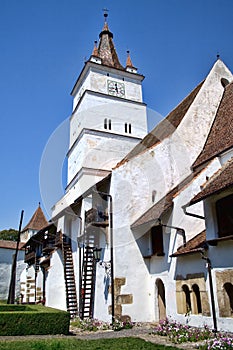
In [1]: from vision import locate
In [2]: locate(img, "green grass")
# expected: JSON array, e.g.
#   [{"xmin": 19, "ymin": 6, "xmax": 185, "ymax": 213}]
[{"xmin": 0, "ymin": 338, "xmax": 180, "ymax": 350}]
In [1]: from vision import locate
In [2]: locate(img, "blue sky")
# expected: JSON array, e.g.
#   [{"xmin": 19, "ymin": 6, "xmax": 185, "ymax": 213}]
[{"xmin": 1, "ymin": 0, "xmax": 233, "ymax": 230}]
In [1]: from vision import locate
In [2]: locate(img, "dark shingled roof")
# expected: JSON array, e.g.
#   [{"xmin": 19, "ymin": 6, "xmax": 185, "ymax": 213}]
[
  {"xmin": 193, "ymin": 81, "xmax": 233, "ymax": 169},
  {"xmin": 131, "ymin": 190, "xmax": 175, "ymax": 229},
  {"xmin": 190, "ymin": 157, "xmax": 233, "ymax": 205},
  {"xmin": 171, "ymin": 230, "xmax": 206, "ymax": 257},
  {"xmin": 97, "ymin": 21, "xmax": 124, "ymax": 70},
  {"xmin": 0, "ymin": 240, "xmax": 24, "ymax": 250},
  {"xmin": 116, "ymin": 80, "xmax": 204, "ymax": 167},
  {"xmin": 22, "ymin": 205, "xmax": 48, "ymax": 232}
]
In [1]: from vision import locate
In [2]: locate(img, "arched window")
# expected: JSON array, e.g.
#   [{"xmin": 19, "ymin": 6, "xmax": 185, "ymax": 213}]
[
  {"xmin": 108, "ymin": 119, "xmax": 112, "ymax": 130},
  {"xmin": 182, "ymin": 284, "xmax": 191, "ymax": 314},
  {"xmin": 224, "ymin": 282, "xmax": 233, "ymax": 315},
  {"xmin": 192, "ymin": 284, "xmax": 202, "ymax": 314},
  {"xmin": 156, "ymin": 279, "xmax": 166, "ymax": 320},
  {"xmin": 125, "ymin": 123, "xmax": 128, "ymax": 133},
  {"xmin": 104, "ymin": 118, "xmax": 107, "ymax": 129}
]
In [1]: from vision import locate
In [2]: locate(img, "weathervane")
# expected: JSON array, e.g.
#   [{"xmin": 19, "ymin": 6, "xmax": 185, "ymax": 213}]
[{"xmin": 102, "ymin": 8, "xmax": 109, "ymax": 22}]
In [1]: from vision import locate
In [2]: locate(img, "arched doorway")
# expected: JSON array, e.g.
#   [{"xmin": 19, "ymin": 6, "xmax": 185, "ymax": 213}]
[{"xmin": 156, "ymin": 279, "xmax": 166, "ymax": 321}]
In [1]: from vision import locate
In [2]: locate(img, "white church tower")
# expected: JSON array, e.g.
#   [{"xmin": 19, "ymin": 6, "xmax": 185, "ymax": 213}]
[
  {"xmin": 53, "ymin": 13, "xmax": 147, "ymax": 215},
  {"xmin": 49, "ymin": 14, "xmax": 148, "ymax": 316}
]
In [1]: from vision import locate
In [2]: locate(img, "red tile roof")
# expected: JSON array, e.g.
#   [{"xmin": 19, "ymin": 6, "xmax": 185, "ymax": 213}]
[
  {"xmin": 190, "ymin": 157, "xmax": 233, "ymax": 205},
  {"xmin": 0, "ymin": 240, "xmax": 24, "ymax": 250},
  {"xmin": 193, "ymin": 81, "xmax": 233, "ymax": 169},
  {"xmin": 171, "ymin": 230, "xmax": 206, "ymax": 257},
  {"xmin": 22, "ymin": 205, "xmax": 48, "ymax": 232}
]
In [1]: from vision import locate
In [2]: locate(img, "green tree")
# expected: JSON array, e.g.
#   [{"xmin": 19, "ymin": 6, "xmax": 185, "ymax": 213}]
[{"xmin": 0, "ymin": 228, "xmax": 18, "ymax": 241}]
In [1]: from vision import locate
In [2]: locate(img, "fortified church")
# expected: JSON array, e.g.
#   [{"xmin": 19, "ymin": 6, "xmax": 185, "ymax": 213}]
[{"xmin": 21, "ymin": 14, "xmax": 233, "ymax": 332}]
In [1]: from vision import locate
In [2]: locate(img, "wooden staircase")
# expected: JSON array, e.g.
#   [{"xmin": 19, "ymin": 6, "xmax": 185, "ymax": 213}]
[
  {"xmin": 80, "ymin": 246, "xmax": 96, "ymax": 319},
  {"xmin": 62, "ymin": 235, "xmax": 78, "ymax": 317}
]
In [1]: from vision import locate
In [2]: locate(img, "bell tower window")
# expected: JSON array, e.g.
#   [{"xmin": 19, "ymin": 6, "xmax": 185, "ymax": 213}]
[
  {"xmin": 104, "ymin": 118, "xmax": 112, "ymax": 130},
  {"xmin": 124, "ymin": 123, "xmax": 132, "ymax": 134}
]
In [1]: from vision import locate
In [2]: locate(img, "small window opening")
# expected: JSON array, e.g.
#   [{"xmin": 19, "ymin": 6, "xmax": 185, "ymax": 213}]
[
  {"xmin": 221, "ymin": 78, "xmax": 229, "ymax": 88},
  {"xmin": 104, "ymin": 118, "xmax": 107, "ymax": 129},
  {"xmin": 151, "ymin": 225, "xmax": 164, "ymax": 256},
  {"xmin": 152, "ymin": 190, "xmax": 156, "ymax": 203},
  {"xmin": 125, "ymin": 123, "xmax": 128, "ymax": 133},
  {"xmin": 108, "ymin": 119, "xmax": 111, "ymax": 130},
  {"xmin": 216, "ymin": 194, "xmax": 233, "ymax": 237},
  {"xmin": 129, "ymin": 123, "xmax": 132, "ymax": 134}
]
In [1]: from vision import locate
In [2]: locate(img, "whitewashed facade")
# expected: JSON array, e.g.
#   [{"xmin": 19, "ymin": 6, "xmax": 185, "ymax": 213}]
[{"xmin": 22, "ymin": 15, "xmax": 233, "ymax": 332}]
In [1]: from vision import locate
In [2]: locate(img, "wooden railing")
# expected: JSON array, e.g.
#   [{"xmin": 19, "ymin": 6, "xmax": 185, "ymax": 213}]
[
  {"xmin": 85, "ymin": 208, "xmax": 109, "ymax": 227},
  {"xmin": 24, "ymin": 251, "xmax": 36, "ymax": 263}
]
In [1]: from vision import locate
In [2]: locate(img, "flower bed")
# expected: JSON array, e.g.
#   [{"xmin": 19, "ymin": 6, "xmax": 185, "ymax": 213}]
[
  {"xmin": 70, "ymin": 317, "xmax": 134, "ymax": 332},
  {"xmin": 153, "ymin": 318, "xmax": 233, "ymax": 349}
]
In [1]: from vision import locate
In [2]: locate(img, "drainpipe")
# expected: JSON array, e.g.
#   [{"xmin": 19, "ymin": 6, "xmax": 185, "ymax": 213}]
[
  {"xmin": 94, "ymin": 190, "xmax": 115, "ymax": 325},
  {"xmin": 201, "ymin": 251, "xmax": 217, "ymax": 333},
  {"xmin": 182, "ymin": 204, "xmax": 205, "ymax": 220},
  {"xmin": 158, "ymin": 219, "xmax": 186, "ymax": 246},
  {"xmin": 7, "ymin": 210, "xmax": 24, "ymax": 304},
  {"xmin": 77, "ymin": 217, "xmax": 82, "ymax": 317}
]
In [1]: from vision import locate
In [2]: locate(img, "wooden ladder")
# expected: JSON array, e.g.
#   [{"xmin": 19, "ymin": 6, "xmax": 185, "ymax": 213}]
[
  {"xmin": 62, "ymin": 235, "xmax": 78, "ymax": 317},
  {"xmin": 80, "ymin": 246, "xmax": 96, "ymax": 319}
]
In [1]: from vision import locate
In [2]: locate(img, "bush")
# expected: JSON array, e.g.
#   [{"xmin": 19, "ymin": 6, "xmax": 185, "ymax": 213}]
[{"xmin": 0, "ymin": 304, "xmax": 70, "ymax": 336}]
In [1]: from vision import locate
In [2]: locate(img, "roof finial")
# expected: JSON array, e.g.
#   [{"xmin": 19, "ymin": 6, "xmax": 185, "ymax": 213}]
[
  {"xmin": 39, "ymin": 202, "xmax": 41, "ymax": 207},
  {"xmin": 216, "ymin": 52, "xmax": 220, "ymax": 60},
  {"xmin": 102, "ymin": 8, "xmax": 109, "ymax": 22}
]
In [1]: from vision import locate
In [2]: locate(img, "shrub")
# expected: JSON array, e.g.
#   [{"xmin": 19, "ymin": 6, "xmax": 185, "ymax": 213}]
[{"xmin": 0, "ymin": 304, "xmax": 70, "ymax": 336}]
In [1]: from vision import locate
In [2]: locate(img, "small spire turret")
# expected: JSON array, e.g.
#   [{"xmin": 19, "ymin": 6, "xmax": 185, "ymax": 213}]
[
  {"xmin": 125, "ymin": 50, "xmax": 138, "ymax": 73},
  {"xmin": 92, "ymin": 40, "xmax": 99, "ymax": 57}
]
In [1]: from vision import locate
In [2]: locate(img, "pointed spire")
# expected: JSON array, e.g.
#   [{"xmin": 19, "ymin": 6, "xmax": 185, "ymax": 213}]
[
  {"xmin": 22, "ymin": 204, "xmax": 48, "ymax": 232},
  {"xmin": 126, "ymin": 50, "xmax": 133, "ymax": 67},
  {"xmin": 92, "ymin": 40, "xmax": 99, "ymax": 57},
  {"xmin": 96, "ymin": 11, "xmax": 124, "ymax": 70},
  {"xmin": 125, "ymin": 50, "xmax": 138, "ymax": 73}
]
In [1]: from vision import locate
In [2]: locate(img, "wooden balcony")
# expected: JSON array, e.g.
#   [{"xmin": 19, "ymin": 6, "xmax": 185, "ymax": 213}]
[
  {"xmin": 55, "ymin": 231, "xmax": 63, "ymax": 247},
  {"xmin": 25, "ymin": 251, "xmax": 36, "ymax": 263},
  {"xmin": 42, "ymin": 241, "xmax": 55, "ymax": 253},
  {"xmin": 85, "ymin": 208, "xmax": 109, "ymax": 227}
]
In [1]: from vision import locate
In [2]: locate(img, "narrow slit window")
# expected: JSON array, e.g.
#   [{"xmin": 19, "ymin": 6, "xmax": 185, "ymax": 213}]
[
  {"xmin": 104, "ymin": 118, "xmax": 107, "ymax": 129},
  {"xmin": 129, "ymin": 123, "xmax": 132, "ymax": 134},
  {"xmin": 108, "ymin": 119, "xmax": 111, "ymax": 130},
  {"xmin": 125, "ymin": 123, "xmax": 128, "ymax": 133}
]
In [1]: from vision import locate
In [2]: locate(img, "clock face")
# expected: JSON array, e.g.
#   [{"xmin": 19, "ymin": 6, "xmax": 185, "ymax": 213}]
[{"xmin": 107, "ymin": 80, "xmax": 125, "ymax": 97}]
